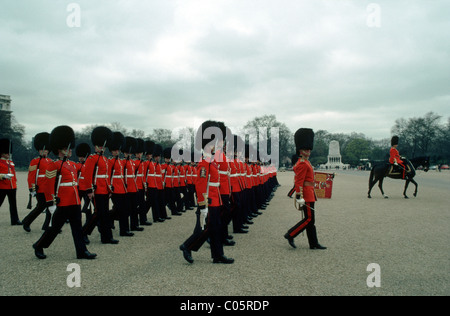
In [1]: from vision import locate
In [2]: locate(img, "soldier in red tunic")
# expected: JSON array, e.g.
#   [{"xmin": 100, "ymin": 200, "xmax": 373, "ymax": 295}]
[
  {"xmin": 179, "ymin": 120, "xmax": 234, "ymax": 264},
  {"xmin": 81, "ymin": 126, "xmax": 118, "ymax": 244},
  {"xmin": 284, "ymin": 128, "xmax": 326, "ymax": 250},
  {"xmin": 389, "ymin": 136, "xmax": 407, "ymax": 179},
  {"xmin": 0, "ymin": 138, "xmax": 21, "ymax": 226},
  {"xmin": 22, "ymin": 132, "xmax": 52, "ymax": 232},
  {"xmin": 32, "ymin": 126, "xmax": 96, "ymax": 259}
]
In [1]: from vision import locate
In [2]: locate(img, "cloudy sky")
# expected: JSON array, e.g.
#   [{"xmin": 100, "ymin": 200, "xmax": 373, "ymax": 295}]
[{"xmin": 1, "ymin": 0, "xmax": 449, "ymax": 142}]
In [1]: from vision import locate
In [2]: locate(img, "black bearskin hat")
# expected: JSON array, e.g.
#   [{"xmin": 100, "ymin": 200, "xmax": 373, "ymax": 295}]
[
  {"xmin": 163, "ymin": 147, "xmax": 172, "ymax": 159},
  {"xmin": 123, "ymin": 136, "xmax": 137, "ymax": 154},
  {"xmin": 391, "ymin": 136, "xmax": 399, "ymax": 146},
  {"xmin": 135, "ymin": 138, "xmax": 144, "ymax": 154},
  {"xmin": 195, "ymin": 120, "xmax": 226, "ymax": 151},
  {"xmin": 49, "ymin": 125, "xmax": 76, "ymax": 155},
  {"xmin": 0, "ymin": 138, "xmax": 12, "ymax": 155},
  {"xmin": 91, "ymin": 126, "xmax": 113, "ymax": 148},
  {"xmin": 75, "ymin": 143, "xmax": 91, "ymax": 158},
  {"xmin": 109, "ymin": 132, "xmax": 125, "ymax": 151},
  {"xmin": 33, "ymin": 132, "xmax": 50, "ymax": 151},
  {"xmin": 153, "ymin": 144, "xmax": 163, "ymax": 157},
  {"xmin": 294, "ymin": 128, "xmax": 314, "ymax": 152},
  {"xmin": 144, "ymin": 140, "xmax": 155, "ymax": 155}
]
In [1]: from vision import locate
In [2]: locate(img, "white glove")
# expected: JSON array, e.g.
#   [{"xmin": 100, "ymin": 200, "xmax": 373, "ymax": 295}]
[
  {"xmin": 3, "ymin": 174, "xmax": 13, "ymax": 180},
  {"xmin": 296, "ymin": 197, "xmax": 306, "ymax": 207},
  {"xmin": 48, "ymin": 205, "xmax": 57, "ymax": 215},
  {"xmin": 394, "ymin": 162, "xmax": 398, "ymax": 166},
  {"xmin": 200, "ymin": 208, "xmax": 208, "ymax": 229}
]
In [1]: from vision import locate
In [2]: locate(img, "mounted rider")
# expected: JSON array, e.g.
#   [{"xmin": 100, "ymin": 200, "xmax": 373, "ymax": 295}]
[{"xmin": 389, "ymin": 136, "xmax": 407, "ymax": 179}]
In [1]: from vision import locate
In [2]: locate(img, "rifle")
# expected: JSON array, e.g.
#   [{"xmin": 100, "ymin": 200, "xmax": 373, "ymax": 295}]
[{"xmin": 27, "ymin": 154, "xmax": 43, "ymax": 209}]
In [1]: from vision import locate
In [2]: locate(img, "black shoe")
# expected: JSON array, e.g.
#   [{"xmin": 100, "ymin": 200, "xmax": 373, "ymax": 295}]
[
  {"xmin": 12, "ymin": 220, "xmax": 23, "ymax": 226},
  {"xmin": 213, "ymin": 256, "xmax": 234, "ymax": 264},
  {"xmin": 310, "ymin": 243, "xmax": 327, "ymax": 250},
  {"xmin": 179, "ymin": 245, "xmax": 193, "ymax": 264},
  {"xmin": 23, "ymin": 224, "xmax": 31, "ymax": 233},
  {"xmin": 101, "ymin": 238, "xmax": 119, "ymax": 244},
  {"xmin": 241, "ymin": 225, "xmax": 249, "ymax": 229},
  {"xmin": 165, "ymin": 216, "xmax": 172, "ymax": 220},
  {"xmin": 223, "ymin": 239, "xmax": 236, "ymax": 246},
  {"xmin": 83, "ymin": 236, "xmax": 90, "ymax": 245},
  {"xmin": 140, "ymin": 221, "xmax": 153, "ymax": 226},
  {"xmin": 156, "ymin": 218, "xmax": 165, "ymax": 222},
  {"xmin": 172, "ymin": 212, "xmax": 182, "ymax": 216},
  {"xmin": 234, "ymin": 229, "xmax": 248, "ymax": 234},
  {"xmin": 33, "ymin": 244, "xmax": 46, "ymax": 259},
  {"xmin": 77, "ymin": 251, "xmax": 97, "ymax": 259},
  {"xmin": 131, "ymin": 226, "xmax": 144, "ymax": 231},
  {"xmin": 284, "ymin": 234, "xmax": 296, "ymax": 249},
  {"xmin": 120, "ymin": 231, "xmax": 134, "ymax": 237}
]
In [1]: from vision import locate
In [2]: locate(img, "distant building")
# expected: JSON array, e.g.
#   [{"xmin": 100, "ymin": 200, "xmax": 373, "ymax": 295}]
[
  {"xmin": 0, "ymin": 94, "xmax": 12, "ymax": 112},
  {"xmin": 0, "ymin": 94, "xmax": 13, "ymax": 135},
  {"xmin": 320, "ymin": 140, "xmax": 350, "ymax": 170}
]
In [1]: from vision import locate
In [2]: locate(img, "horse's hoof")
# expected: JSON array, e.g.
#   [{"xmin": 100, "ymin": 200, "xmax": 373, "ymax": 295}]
[
  {"xmin": 383, "ymin": 195, "xmax": 389, "ymax": 199},
  {"xmin": 404, "ymin": 196, "xmax": 409, "ymax": 199},
  {"xmin": 368, "ymin": 195, "xmax": 372, "ymax": 199}
]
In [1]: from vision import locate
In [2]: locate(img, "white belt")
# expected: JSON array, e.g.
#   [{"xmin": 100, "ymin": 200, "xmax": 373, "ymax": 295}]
[
  {"xmin": 96, "ymin": 175, "xmax": 108, "ymax": 179},
  {"xmin": 209, "ymin": 182, "xmax": 220, "ymax": 187},
  {"xmin": 218, "ymin": 171, "xmax": 229, "ymax": 175},
  {"xmin": 136, "ymin": 174, "xmax": 144, "ymax": 177},
  {"xmin": 126, "ymin": 175, "xmax": 135, "ymax": 178},
  {"xmin": 59, "ymin": 182, "xmax": 77, "ymax": 187},
  {"xmin": 112, "ymin": 175, "xmax": 124, "ymax": 179},
  {"xmin": 37, "ymin": 175, "xmax": 46, "ymax": 178},
  {"xmin": 230, "ymin": 174, "xmax": 239, "ymax": 177}
]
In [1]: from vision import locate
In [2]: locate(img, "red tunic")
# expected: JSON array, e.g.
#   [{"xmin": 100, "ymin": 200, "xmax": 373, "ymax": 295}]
[
  {"xmin": 196, "ymin": 158, "xmax": 221, "ymax": 208},
  {"xmin": 43, "ymin": 159, "xmax": 80, "ymax": 207},
  {"xmin": 294, "ymin": 159, "xmax": 317, "ymax": 203},
  {"xmin": 109, "ymin": 157, "xmax": 127, "ymax": 194},
  {"xmin": 80, "ymin": 153, "xmax": 111, "ymax": 195},
  {"xmin": 0, "ymin": 158, "xmax": 17, "ymax": 190},
  {"xmin": 389, "ymin": 147, "xmax": 404, "ymax": 165},
  {"xmin": 27, "ymin": 157, "xmax": 52, "ymax": 193}
]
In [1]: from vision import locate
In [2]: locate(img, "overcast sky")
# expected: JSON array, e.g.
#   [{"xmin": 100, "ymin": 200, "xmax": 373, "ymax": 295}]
[{"xmin": 1, "ymin": 0, "xmax": 449, "ymax": 142}]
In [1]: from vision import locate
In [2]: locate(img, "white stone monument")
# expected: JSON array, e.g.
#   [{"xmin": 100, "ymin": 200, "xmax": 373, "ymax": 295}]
[{"xmin": 321, "ymin": 140, "xmax": 350, "ymax": 170}]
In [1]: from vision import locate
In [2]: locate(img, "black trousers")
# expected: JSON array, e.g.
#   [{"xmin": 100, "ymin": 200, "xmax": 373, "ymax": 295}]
[
  {"xmin": 0, "ymin": 189, "xmax": 20, "ymax": 224},
  {"xmin": 182, "ymin": 207, "xmax": 224, "ymax": 259},
  {"xmin": 83, "ymin": 194, "xmax": 113, "ymax": 241},
  {"xmin": 127, "ymin": 192, "xmax": 140, "ymax": 229},
  {"xmin": 220, "ymin": 195, "xmax": 232, "ymax": 241},
  {"xmin": 34, "ymin": 204, "xmax": 88, "ymax": 257},
  {"xmin": 231, "ymin": 191, "xmax": 243, "ymax": 232},
  {"xmin": 22, "ymin": 192, "xmax": 49, "ymax": 229},
  {"xmin": 111, "ymin": 194, "xmax": 130, "ymax": 234},
  {"xmin": 286, "ymin": 202, "xmax": 319, "ymax": 248},
  {"xmin": 136, "ymin": 189, "xmax": 148, "ymax": 224}
]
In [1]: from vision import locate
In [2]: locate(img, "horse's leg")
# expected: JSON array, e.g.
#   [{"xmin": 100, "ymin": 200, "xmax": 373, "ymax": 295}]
[
  {"xmin": 403, "ymin": 180, "xmax": 410, "ymax": 199},
  {"xmin": 368, "ymin": 177, "xmax": 376, "ymax": 198},
  {"xmin": 379, "ymin": 177, "xmax": 388, "ymax": 198},
  {"xmin": 410, "ymin": 179, "xmax": 418, "ymax": 197}
]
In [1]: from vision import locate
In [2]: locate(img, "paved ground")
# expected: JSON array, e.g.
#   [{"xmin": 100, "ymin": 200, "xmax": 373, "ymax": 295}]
[{"xmin": 1, "ymin": 170, "xmax": 449, "ymax": 296}]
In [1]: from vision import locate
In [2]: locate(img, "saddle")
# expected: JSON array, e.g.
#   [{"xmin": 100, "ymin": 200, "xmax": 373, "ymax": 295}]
[{"xmin": 387, "ymin": 162, "xmax": 411, "ymax": 177}]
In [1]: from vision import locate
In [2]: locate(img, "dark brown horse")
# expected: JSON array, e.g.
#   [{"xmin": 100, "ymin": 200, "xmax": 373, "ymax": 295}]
[{"xmin": 368, "ymin": 157, "xmax": 430, "ymax": 199}]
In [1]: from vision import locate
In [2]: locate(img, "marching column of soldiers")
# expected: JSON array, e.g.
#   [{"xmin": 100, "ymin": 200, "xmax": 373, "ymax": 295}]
[{"xmin": 0, "ymin": 120, "xmax": 280, "ymax": 264}]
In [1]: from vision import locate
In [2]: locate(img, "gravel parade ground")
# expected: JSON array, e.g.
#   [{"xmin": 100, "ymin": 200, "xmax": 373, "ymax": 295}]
[{"xmin": 1, "ymin": 170, "xmax": 449, "ymax": 296}]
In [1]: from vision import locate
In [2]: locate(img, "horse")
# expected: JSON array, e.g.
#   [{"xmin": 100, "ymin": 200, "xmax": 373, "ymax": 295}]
[{"xmin": 368, "ymin": 157, "xmax": 430, "ymax": 199}]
